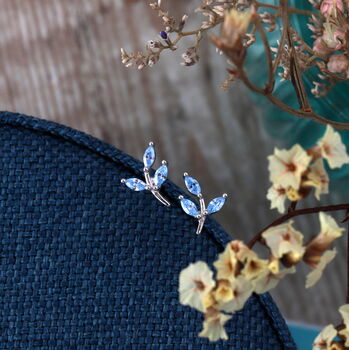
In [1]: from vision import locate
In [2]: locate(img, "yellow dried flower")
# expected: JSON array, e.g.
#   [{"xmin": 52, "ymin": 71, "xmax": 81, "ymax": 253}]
[
  {"xmin": 241, "ymin": 256, "xmax": 269, "ymax": 280},
  {"xmin": 304, "ymin": 212, "xmax": 343, "ymax": 268},
  {"xmin": 262, "ymin": 221, "xmax": 305, "ymax": 261},
  {"xmin": 213, "ymin": 279, "xmax": 234, "ymax": 304},
  {"xmin": 199, "ymin": 308, "xmax": 232, "ymax": 342},
  {"xmin": 286, "ymin": 187, "xmax": 302, "ymax": 201}
]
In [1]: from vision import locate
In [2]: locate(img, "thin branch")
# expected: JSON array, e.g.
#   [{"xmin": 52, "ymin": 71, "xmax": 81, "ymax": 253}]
[
  {"xmin": 253, "ymin": 6, "xmax": 274, "ymax": 92},
  {"xmin": 247, "ymin": 203, "xmax": 349, "ymax": 248}
]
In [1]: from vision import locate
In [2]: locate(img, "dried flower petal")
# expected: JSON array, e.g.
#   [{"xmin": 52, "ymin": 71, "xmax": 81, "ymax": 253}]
[
  {"xmin": 339, "ymin": 304, "xmax": 349, "ymax": 327},
  {"xmin": 317, "ymin": 126, "xmax": 349, "ymax": 169},
  {"xmin": 303, "ymin": 159, "xmax": 329, "ymax": 200},
  {"xmin": 213, "ymin": 244, "xmax": 239, "ymax": 281},
  {"xmin": 262, "ymin": 221, "xmax": 305, "ymax": 261},
  {"xmin": 320, "ymin": 0, "xmax": 344, "ymax": 17},
  {"xmin": 179, "ymin": 261, "xmax": 215, "ymax": 312},
  {"xmin": 268, "ymin": 145, "xmax": 312, "ymax": 190},
  {"xmin": 304, "ymin": 213, "xmax": 343, "ymax": 268},
  {"xmin": 217, "ymin": 276, "xmax": 253, "ymax": 312},
  {"xmin": 241, "ymin": 255, "xmax": 269, "ymax": 280},
  {"xmin": 313, "ymin": 324, "xmax": 337, "ymax": 350},
  {"xmin": 338, "ymin": 327, "xmax": 349, "ymax": 347},
  {"xmin": 267, "ymin": 185, "xmax": 287, "ymax": 214},
  {"xmin": 306, "ymin": 249, "xmax": 336, "ymax": 288},
  {"xmin": 213, "ymin": 279, "xmax": 234, "ymax": 304},
  {"xmin": 253, "ymin": 266, "xmax": 296, "ymax": 294},
  {"xmin": 327, "ymin": 54, "xmax": 349, "ymax": 74},
  {"xmin": 322, "ymin": 22, "xmax": 345, "ymax": 50},
  {"xmin": 199, "ymin": 308, "xmax": 232, "ymax": 342}
]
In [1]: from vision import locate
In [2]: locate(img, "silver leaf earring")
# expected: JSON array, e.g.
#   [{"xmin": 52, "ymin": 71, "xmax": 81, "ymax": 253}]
[
  {"xmin": 179, "ymin": 173, "xmax": 227, "ymax": 234},
  {"xmin": 121, "ymin": 142, "xmax": 170, "ymax": 207}
]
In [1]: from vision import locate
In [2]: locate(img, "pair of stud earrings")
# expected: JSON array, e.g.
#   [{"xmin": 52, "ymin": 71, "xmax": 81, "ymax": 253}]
[{"xmin": 121, "ymin": 142, "xmax": 227, "ymax": 235}]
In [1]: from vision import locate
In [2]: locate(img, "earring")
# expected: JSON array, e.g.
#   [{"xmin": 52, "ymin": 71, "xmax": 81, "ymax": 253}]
[
  {"xmin": 179, "ymin": 173, "xmax": 227, "ymax": 234},
  {"xmin": 121, "ymin": 142, "xmax": 170, "ymax": 207}
]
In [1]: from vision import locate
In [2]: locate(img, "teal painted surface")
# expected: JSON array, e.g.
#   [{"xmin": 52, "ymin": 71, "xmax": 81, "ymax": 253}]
[
  {"xmin": 248, "ymin": 0, "xmax": 349, "ymax": 198},
  {"xmin": 288, "ymin": 322, "xmax": 321, "ymax": 349}
]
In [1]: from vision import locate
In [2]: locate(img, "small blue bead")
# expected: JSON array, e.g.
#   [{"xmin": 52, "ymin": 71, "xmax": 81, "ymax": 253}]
[{"xmin": 160, "ymin": 31, "xmax": 168, "ymax": 39}]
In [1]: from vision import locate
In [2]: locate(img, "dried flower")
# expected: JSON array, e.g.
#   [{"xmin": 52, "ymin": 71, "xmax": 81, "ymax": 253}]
[
  {"xmin": 322, "ymin": 22, "xmax": 345, "ymax": 50},
  {"xmin": 303, "ymin": 159, "xmax": 329, "ymax": 200},
  {"xmin": 241, "ymin": 255, "xmax": 269, "ymax": 280},
  {"xmin": 320, "ymin": 0, "xmax": 344, "ymax": 17},
  {"xmin": 339, "ymin": 304, "xmax": 349, "ymax": 326},
  {"xmin": 317, "ymin": 125, "xmax": 349, "ymax": 169},
  {"xmin": 213, "ymin": 244, "xmax": 239, "ymax": 281},
  {"xmin": 327, "ymin": 54, "xmax": 349, "ymax": 74},
  {"xmin": 217, "ymin": 276, "xmax": 253, "ymax": 312},
  {"xmin": 313, "ymin": 324, "xmax": 337, "ymax": 350},
  {"xmin": 334, "ymin": 304, "xmax": 349, "ymax": 347},
  {"xmin": 306, "ymin": 249, "xmax": 336, "ymax": 288},
  {"xmin": 285, "ymin": 187, "xmax": 303, "ymax": 202},
  {"xmin": 267, "ymin": 185, "xmax": 287, "ymax": 214},
  {"xmin": 210, "ymin": 9, "xmax": 252, "ymax": 64},
  {"xmin": 199, "ymin": 308, "xmax": 232, "ymax": 342},
  {"xmin": 262, "ymin": 221, "xmax": 305, "ymax": 262},
  {"xmin": 304, "ymin": 212, "xmax": 343, "ymax": 267},
  {"xmin": 179, "ymin": 261, "xmax": 215, "ymax": 312},
  {"xmin": 228, "ymin": 240, "xmax": 256, "ymax": 263},
  {"xmin": 313, "ymin": 37, "xmax": 332, "ymax": 57},
  {"xmin": 268, "ymin": 144, "xmax": 312, "ymax": 190},
  {"xmin": 213, "ymin": 279, "xmax": 234, "ymax": 304},
  {"xmin": 253, "ymin": 265, "xmax": 296, "ymax": 294}
]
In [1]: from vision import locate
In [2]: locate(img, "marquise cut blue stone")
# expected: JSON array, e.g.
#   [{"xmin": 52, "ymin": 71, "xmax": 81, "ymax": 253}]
[
  {"xmin": 125, "ymin": 178, "xmax": 147, "ymax": 191},
  {"xmin": 184, "ymin": 176, "xmax": 201, "ymax": 195},
  {"xmin": 180, "ymin": 198, "xmax": 199, "ymax": 217},
  {"xmin": 154, "ymin": 164, "xmax": 168, "ymax": 186},
  {"xmin": 143, "ymin": 145, "xmax": 155, "ymax": 168},
  {"xmin": 207, "ymin": 197, "xmax": 226, "ymax": 214}
]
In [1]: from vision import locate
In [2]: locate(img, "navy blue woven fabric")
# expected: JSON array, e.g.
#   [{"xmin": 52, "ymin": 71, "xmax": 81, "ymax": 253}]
[{"xmin": 0, "ymin": 112, "xmax": 296, "ymax": 349}]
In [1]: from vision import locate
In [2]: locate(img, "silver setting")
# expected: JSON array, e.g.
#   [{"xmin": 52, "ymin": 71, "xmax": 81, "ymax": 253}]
[{"xmin": 144, "ymin": 164, "xmax": 170, "ymax": 207}]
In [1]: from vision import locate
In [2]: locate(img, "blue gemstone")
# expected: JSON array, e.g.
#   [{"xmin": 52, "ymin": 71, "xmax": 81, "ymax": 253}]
[
  {"xmin": 154, "ymin": 164, "xmax": 168, "ymax": 186},
  {"xmin": 180, "ymin": 198, "xmax": 199, "ymax": 217},
  {"xmin": 160, "ymin": 31, "xmax": 168, "ymax": 39},
  {"xmin": 125, "ymin": 178, "xmax": 147, "ymax": 191},
  {"xmin": 143, "ymin": 145, "xmax": 155, "ymax": 168},
  {"xmin": 207, "ymin": 197, "xmax": 226, "ymax": 214},
  {"xmin": 184, "ymin": 176, "xmax": 201, "ymax": 196}
]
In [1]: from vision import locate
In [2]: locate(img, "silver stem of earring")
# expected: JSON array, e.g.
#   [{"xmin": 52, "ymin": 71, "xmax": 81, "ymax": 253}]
[
  {"xmin": 144, "ymin": 167, "xmax": 170, "ymax": 207},
  {"xmin": 196, "ymin": 194, "xmax": 206, "ymax": 235}
]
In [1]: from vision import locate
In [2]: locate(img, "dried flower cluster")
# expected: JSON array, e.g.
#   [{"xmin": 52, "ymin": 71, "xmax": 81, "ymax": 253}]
[
  {"xmin": 121, "ymin": 0, "xmax": 349, "ymax": 130},
  {"xmin": 179, "ymin": 211, "xmax": 344, "ymax": 342},
  {"xmin": 313, "ymin": 304, "xmax": 349, "ymax": 349},
  {"xmin": 267, "ymin": 125, "xmax": 349, "ymax": 214}
]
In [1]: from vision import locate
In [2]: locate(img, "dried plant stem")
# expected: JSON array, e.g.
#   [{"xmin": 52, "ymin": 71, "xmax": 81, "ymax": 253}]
[
  {"xmin": 239, "ymin": 67, "xmax": 349, "ymax": 129},
  {"xmin": 247, "ymin": 203, "xmax": 349, "ymax": 249},
  {"xmin": 253, "ymin": 6, "xmax": 274, "ymax": 91}
]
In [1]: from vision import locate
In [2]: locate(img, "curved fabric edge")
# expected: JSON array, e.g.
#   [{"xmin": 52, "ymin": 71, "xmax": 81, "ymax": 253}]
[{"xmin": 0, "ymin": 111, "xmax": 296, "ymax": 349}]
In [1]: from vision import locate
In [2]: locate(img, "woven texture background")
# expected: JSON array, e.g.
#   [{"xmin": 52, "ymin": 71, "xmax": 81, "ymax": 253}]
[{"xmin": 0, "ymin": 112, "xmax": 296, "ymax": 349}]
